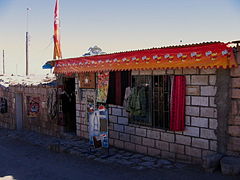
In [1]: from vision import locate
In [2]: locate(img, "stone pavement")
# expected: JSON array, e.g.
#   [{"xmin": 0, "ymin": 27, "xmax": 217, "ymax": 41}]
[{"xmin": 0, "ymin": 128, "xmax": 191, "ymax": 171}]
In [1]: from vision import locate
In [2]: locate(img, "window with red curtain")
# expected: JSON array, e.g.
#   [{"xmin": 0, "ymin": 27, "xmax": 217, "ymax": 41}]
[
  {"xmin": 129, "ymin": 74, "xmax": 186, "ymax": 131},
  {"xmin": 107, "ymin": 72, "xmax": 186, "ymax": 131},
  {"xmin": 130, "ymin": 75, "xmax": 171, "ymax": 129}
]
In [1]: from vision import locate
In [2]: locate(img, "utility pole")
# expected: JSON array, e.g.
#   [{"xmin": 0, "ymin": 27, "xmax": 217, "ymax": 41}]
[
  {"xmin": 26, "ymin": 8, "xmax": 30, "ymax": 76},
  {"xmin": 26, "ymin": 32, "xmax": 29, "ymax": 76},
  {"xmin": 2, "ymin": 50, "xmax": 5, "ymax": 75}
]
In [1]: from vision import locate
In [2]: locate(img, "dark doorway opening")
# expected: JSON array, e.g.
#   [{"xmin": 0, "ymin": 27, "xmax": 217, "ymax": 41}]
[
  {"xmin": 62, "ymin": 77, "xmax": 76, "ymax": 134},
  {"xmin": 16, "ymin": 93, "xmax": 23, "ymax": 130}
]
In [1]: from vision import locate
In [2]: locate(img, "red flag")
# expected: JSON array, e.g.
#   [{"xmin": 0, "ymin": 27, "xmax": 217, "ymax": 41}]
[{"xmin": 53, "ymin": 0, "xmax": 62, "ymax": 59}]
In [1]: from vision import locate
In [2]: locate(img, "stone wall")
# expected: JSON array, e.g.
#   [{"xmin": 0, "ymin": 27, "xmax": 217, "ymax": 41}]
[
  {"xmin": 75, "ymin": 82, "xmax": 96, "ymax": 139},
  {"xmin": 0, "ymin": 85, "xmax": 63, "ymax": 136},
  {"xmin": 0, "ymin": 87, "xmax": 15, "ymax": 129},
  {"xmin": 228, "ymin": 46, "xmax": 240, "ymax": 156},
  {"xmin": 76, "ymin": 68, "xmax": 219, "ymax": 164}
]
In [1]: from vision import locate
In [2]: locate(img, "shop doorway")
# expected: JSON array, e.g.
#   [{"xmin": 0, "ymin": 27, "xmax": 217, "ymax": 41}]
[
  {"xmin": 15, "ymin": 93, "xmax": 23, "ymax": 130},
  {"xmin": 62, "ymin": 77, "xmax": 76, "ymax": 133}
]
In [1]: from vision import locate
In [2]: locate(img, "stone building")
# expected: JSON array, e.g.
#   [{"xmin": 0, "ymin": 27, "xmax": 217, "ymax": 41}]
[
  {"xmin": 30, "ymin": 42, "xmax": 240, "ymax": 164},
  {"xmin": 0, "ymin": 75, "xmax": 64, "ymax": 136}
]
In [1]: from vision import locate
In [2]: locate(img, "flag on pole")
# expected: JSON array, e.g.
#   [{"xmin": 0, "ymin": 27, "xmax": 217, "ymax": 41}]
[{"xmin": 53, "ymin": 0, "xmax": 62, "ymax": 59}]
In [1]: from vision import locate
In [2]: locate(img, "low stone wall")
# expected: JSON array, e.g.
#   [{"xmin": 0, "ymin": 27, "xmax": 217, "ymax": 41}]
[{"xmin": 76, "ymin": 68, "xmax": 219, "ymax": 164}]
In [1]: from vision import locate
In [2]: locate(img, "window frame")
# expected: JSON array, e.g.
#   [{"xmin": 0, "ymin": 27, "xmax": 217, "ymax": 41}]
[{"xmin": 129, "ymin": 74, "xmax": 171, "ymax": 130}]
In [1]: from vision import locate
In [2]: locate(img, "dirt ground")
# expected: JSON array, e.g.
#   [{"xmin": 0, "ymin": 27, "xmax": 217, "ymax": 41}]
[{"xmin": 0, "ymin": 130, "xmax": 238, "ymax": 180}]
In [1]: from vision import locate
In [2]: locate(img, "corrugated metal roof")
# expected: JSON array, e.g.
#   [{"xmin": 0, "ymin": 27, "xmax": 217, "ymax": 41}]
[{"xmin": 50, "ymin": 41, "xmax": 223, "ymax": 62}]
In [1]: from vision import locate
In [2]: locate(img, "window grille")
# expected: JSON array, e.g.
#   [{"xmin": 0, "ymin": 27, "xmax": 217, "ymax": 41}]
[
  {"xmin": 130, "ymin": 75, "xmax": 171, "ymax": 129},
  {"xmin": 152, "ymin": 75, "xmax": 171, "ymax": 129}
]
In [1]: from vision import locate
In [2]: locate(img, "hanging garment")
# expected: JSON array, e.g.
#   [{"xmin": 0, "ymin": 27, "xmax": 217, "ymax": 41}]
[
  {"xmin": 88, "ymin": 110, "xmax": 100, "ymax": 136},
  {"xmin": 127, "ymin": 87, "xmax": 140, "ymax": 114},
  {"xmin": 47, "ymin": 89, "xmax": 58, "ymax": 119},
  {"xmin": 123, "ymin": 87, "xmax": 131, "ymax": 109},
  {"xmin": 127, "ymin": 86, "xmax": 148, "ymax": 116},
  {"xmin": 97, "ymin": 72, "xmax": 109, "ymax": 103},
  {"xmin": 89, "ymin": 110, "xmax": 101, "ymax": 147},
  {"xmin": 0, "ymin": 98, "xmax": 7, "ymax": 113},
  {"xmin": 170, "ymin": 76, "xmax": 186, "ymax": 131}
]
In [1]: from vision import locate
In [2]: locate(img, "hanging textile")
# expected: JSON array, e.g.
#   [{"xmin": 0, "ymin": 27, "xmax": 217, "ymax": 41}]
[
  {"xmin": 106, "ymin": 71, "xmax": 131, "ymax": 106},
  {"xmin": 47, "ymin": 89, "xmax": 58, "ymax": 120},
  {"xmin": 115, "ymin": 71, "xmax": 122, "ymax": 105},
  {"xmin": 0, "ymin": 98, "xmax": 7, "ymax": 113},
  {"xmin": 88, "ymin": 107, "xmax": 109, "ymax": 148},
  {"xmin": 123, "ymin": 87, "xmax": 131, "ymax": 109},
  {"xmin": 170, "ymin": 76, "xmax": 186, "ymax": 131},
  {"xmin": 120, "ymin": 71, "xmax": 131, "ymax": 106},
  {"xmin": 127, "ymin": 86, "xmax": 148, "ymax": 117},
  {"xmin": 97, "ymin": 72, "xmax": 109, "ymax": 103},
  {"xmin": 53, "ymin": 0, "xmax": 62, "ymax": 59}
]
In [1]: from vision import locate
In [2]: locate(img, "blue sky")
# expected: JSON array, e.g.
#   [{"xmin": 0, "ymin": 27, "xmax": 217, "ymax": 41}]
[{"xmin": 0, "ymin": 0, "xmax": 240, "ymax": 75}]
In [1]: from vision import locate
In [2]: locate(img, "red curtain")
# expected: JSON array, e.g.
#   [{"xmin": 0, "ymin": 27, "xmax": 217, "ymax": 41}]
[
  {"xmin": 170, "ymin": 76, "xmax": 186, "ymax": 131},
  {"xmin": 115, "ymin": 71, "xmax": 122, "ymax": 105}
]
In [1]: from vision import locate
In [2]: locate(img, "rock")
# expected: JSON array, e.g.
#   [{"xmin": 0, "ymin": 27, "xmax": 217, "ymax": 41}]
[
  {"xmin": 142, "ymin": 156, "xmax": 157, "ymax": 162},
  {"xmin": 116, "ymin": 159, "xmax": 134, "ymax": 165},
  {"xmin": 108, "ymin": 148, "xmax": 118, "ymax": 153},
  {"xmin": 130, "ymin": 158, "xmax": 142, "ymax": 164},
  {"xmin": 118, "ymin": 150, "xmax": 126, "ymax": 154},
  {"xmin": 123, "ymin": 152, "xmax": 133, "ymax": 157},
  {"xmin": 204, "ymin": 167, "xmax": 217, "ymax": 173},
  {"xmin": 131, "ymin": 154, "xmax": 144, "ymax": 159},
  {"xmin": 220, "ymin": 156, "xmax": 240, "ymax": 175},
  {"xmin": 175, "ymin": 163, "xmax": 187, "ymax": 169},
  {"xmin": 100, "ymin": 154, "xmax": 111, "ymax": 159},
  {"xmin": 157, "ymin": 159, "xmax": 172, "ymax": 166},
  {"xmin": 132, "ymin": 166, "xmax": 146, "ymax": 170},
  {"xmin": 86, "ymin": 155, "xmax": 96, "ymax": 159},
  {"xmin": 140, "ymin": 161, "xmax": 155, "ymax": 167},
  {"xmin": 202, "ymin": 153, "xmax": 223, "ymax": 172},
  {"xmin": 79, "ymin": 149, "xmax": 89, "ymax": 154},
  {"xmin": 152, "ymin": 164, "xmax": 161, "ymax": 168},
  {"xmin": 163, "ymin": 165, "xmax": 174, "ymax": 169}
]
